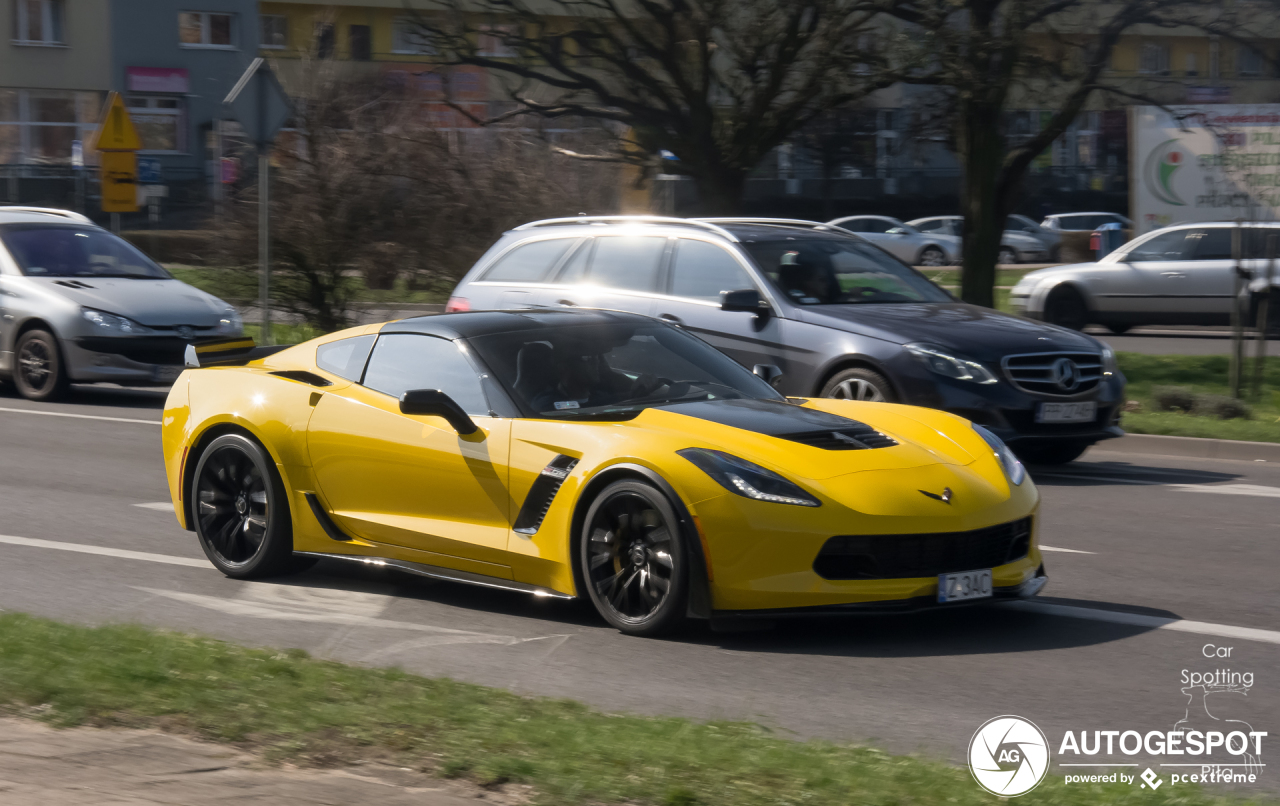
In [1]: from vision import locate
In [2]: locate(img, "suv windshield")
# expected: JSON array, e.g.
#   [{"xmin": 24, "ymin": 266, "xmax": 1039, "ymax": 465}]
[
  {"xmin": 739, "ymin": 234, "xmax": 951, "ymax": 305},
  {"xmin": 468, "ymin": 322, "xmax": 782, "ymax": 420},
  {"xmin": 0, "ymin": 225, "xmax": 171, "ymax": 279}
]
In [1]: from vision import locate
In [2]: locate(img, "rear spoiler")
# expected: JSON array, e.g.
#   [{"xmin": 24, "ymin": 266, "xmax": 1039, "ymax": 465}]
[{"xmin": 183, "ymin": 337, "xmax": 291, "ymax": 368}]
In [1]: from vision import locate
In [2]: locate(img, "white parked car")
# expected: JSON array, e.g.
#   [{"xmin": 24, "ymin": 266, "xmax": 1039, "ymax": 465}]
[
  {"xmin": 907, "ymin": 215, "xmax": 1051, "ymax": 264},
  {"xmin": 1011, "ymin": 221, "xmax": 1279, "ymax": 333},
  {"xmin": 1041, "ymin": 212, "xmax": 1132, "ymax": 232},
  {"xmin": 826, "ymin": 215, "xmax": 960, "ymax": 266}
]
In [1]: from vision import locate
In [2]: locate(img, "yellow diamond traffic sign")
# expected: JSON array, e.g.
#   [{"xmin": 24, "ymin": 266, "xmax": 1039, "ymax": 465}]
[{"xmin": 91, "ymin": 92, "xmax": 142, "ymax": 152}]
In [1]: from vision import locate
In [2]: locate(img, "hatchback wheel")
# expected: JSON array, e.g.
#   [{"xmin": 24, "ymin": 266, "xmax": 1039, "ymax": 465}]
[
  {"xmin": 14, "ymin": 329, "xmax": 68, "ymax": 401},
  {"xmin": 1044, "ymin": 286, "xmax": 1089, "ymax": 331},
  {"xmin": 581, "ymin": 480, "xmax": 688, "ymax": 636},
  {"xmin": 998, "ymin": 246, "xmax": 1019, "ymax": 265},
  {"xmin": 918, "ymin": 246, "xmax": 947, "ymax": 267},
  {"xmin": 820, "ymin": 367, "xmax": 896, "ymax": 403}
]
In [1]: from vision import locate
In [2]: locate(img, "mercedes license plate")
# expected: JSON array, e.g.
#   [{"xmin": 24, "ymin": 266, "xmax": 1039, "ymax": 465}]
[
  {"xmin": 938, "ymin": 569, "xmax": 993, "ymax": 603},
  {"xmin": 1036, "ymin": 401, "xmax": 1096, "ymax": 423}
]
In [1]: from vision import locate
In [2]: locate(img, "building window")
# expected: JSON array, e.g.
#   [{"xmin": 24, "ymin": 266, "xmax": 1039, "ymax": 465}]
[
  {"xmin": 1185, "ymin": 53, "xmax": 1198, "ymax": 76},
  {"xmin": 1138, "ymin": 42, "xmax": 1170, "ymax": 75},
  {"xmin": 0, "ymin": 88, "xmax": 101, "ymax": 166},
  {"xmin": 14, "ymin": 0, "xmax": 64, "ymax": 45},
  {"xmin": 477, "ymin": 24, "xmax": 517, "ymax": 57},
  {"xmin": 260, "ymin": 14, "xmax": 287, "ymax": 49},
  {"xmin": 392, "ymin": 17, "xmax": 435, "ymax": 54},
  {"xmin": 179, "ymin": 11, "xmax": 234, "ymax": 48},
  {"xmin": 315, "ymin": 23, "xmax": 334, "ymax": 59},
  {"xmin": 1238, "ymin": 46, "xmax": 1264, "ymax": 77},
  {"xmin": 349, "ymin": 24, "xmax": 370, "ymax": 60},
  {"xmin": 127, "ymin": 96, "xmax": 186, "ymax": 153}
]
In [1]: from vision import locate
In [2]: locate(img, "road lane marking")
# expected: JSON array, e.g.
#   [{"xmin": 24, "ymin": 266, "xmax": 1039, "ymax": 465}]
[
  {"xmin": 0, "ymin": 406, "xmax": 159, "ymax": 425},
  {"xmin": 1039, "ymin": 473, "xmax": 1280, "ymax": 498},
  {"xmin": 1006, "ymin": 601, "xmax": 1280, "ymax": 646},
  {"xmin": 1039, "ymin": 545, "xmax": 1096, "ymax": 554},
  {"xmin": 134, "ymin": 502, "xmax": 175, "ymax": 512},
  {"xmin": 0, "ymin": 535, "xmax": 206, "ymax": 568}
]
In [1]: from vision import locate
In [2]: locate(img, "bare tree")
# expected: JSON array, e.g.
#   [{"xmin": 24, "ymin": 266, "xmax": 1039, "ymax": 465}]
[{"xmin": 415, "ymin": 0, "xmax": 911, "ymax": 213}]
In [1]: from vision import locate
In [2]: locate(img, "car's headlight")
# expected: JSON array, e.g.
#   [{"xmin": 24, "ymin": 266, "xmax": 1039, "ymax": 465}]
[
  {"xmin": 215, "ymin": 308, "xmax": 243, "ymax": 336},
  {"xmin": 1101, "ymin": 343, "xmax": 1117, "ymax": 376},
  {"xmin": 678, "ymin": 448, "xmax": 821, "ymax": 507},
  {"xmin": 82, "ymin": 307, "xmax": 150, "ymax": 335},
  {"xmin": 972, "ymin": 424, "xmax": 1026, "ymax": 486},
  {"xmin": 904, "ymin": 343, "xmax": 998, "ymax": 384}
]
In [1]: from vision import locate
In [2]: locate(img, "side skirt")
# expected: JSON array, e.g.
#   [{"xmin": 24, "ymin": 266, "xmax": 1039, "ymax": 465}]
[{"xmin": 295, "ymin": 552, "xmax": 575, "ymax": 601}]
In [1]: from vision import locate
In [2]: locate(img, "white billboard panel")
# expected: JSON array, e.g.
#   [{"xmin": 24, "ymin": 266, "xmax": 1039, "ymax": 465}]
[{"xmin": 1132, "ymin": 104, "xmax": 1280, "ymax": 234}]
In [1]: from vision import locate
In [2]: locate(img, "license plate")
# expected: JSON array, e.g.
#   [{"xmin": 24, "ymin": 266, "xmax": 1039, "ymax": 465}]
[
  {"xmin": 938, "ymin": 569, "xmax": 993, "ymax": 603},
  {"xmin": 151, "ymin": 365, "xmax": 183, "ymax": 383},
  {"xmin": 1036, "ymin": 401, "xmax": 1096, "ymax": 423}
]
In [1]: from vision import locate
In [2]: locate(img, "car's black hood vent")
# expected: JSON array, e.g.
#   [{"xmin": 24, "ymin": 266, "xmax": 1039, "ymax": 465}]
[{"xmin": 658, "ymin": 398, "xmax": 896, "ymax": 450}]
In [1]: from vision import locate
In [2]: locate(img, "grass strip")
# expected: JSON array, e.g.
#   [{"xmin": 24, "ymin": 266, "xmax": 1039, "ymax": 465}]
[
  {"xmin": 1118, "ymin": 352, "xmax": 1280, "ymax": 443},
  {"xmin": 0, "ymin": 612, "xmax": 1270, "ymax": 806}
]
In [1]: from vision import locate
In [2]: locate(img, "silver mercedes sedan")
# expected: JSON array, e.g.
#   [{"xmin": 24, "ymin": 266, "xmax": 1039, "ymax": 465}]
[{"xmin": 0, "ymin": 207, "xmax": 242, "ymax": 400}]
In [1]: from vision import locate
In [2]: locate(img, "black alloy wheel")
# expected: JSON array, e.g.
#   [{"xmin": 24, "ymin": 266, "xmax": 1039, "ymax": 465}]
[
  {"xmin": 1044, "ymin": 286, "xmax": 1089, "ymax": 331},
  {"xmin": 192, "ymin": 433, "xmax": 298, "ymax": 578},
  {"xmin": 581, "ymin": 480, "xmax": 688, "ymax": 636},
  {"xmin": 14, "ymin": 329, "xmax": 68, "ymax": 401}
]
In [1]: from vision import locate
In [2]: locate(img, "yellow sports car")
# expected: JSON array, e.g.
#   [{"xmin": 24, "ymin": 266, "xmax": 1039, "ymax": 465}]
[{"xmin": 162, "ymin": 309, "xmax": 1045, "ymax": 635}]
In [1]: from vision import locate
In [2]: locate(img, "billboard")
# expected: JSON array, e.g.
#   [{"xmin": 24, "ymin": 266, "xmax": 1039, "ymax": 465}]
[{"xmin": 1131, "ymin": 104, "xmax": 1280, "ymax": 234}]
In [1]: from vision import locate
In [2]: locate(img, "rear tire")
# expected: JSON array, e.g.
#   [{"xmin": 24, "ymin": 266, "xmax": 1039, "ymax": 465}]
[
  {"xmin": 14, "ymin": 329, "xmax": 69, "ymax": 401},
  {"xmin": 191, "ymin": 433, "xmax": 299, "ymax": 578},
  {"xmin": 918, "ymin": 246, "xmax": 947, "ymax": 267},
  {"xmin": 1016, "ymin": 441, "xmax": 1090, "ymax": 466},
  {"xmin": 998, "ymin": 246, "xmax": 1019, "ymax": 265},
  {"xmin": 820, "ymin": 367, "xmax": 897, "ymax": 403},
  {"xmin": 1044, "ymin": 286, "xmax": 1089, "ymax": 331},
  {"xmin": 580, "ymin": 480, "xmax": 689, "ymax": 637}
]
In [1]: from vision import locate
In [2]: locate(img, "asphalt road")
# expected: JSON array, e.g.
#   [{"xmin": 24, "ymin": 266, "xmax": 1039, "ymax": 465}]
[
  {"xmin": 0, "ymin": 383, "xmax": 1276, "ymax": 788},
  {"xmin": 1088, "ymin": 325, "xmax": 1280, "ymax": 356}
]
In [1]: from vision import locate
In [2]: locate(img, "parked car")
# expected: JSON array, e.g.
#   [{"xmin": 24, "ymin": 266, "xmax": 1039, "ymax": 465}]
[
  {"xmin": 1007, "ymin": 214, "xmax": 1063, "ymax": 260},
  {"xmin": 825, "ymin": 215, "xmax": 960, "ymax": 266},
  {"xmin": 0, "ymin": 207, "xmax": 243, "ymax": 401},
  {"xmin": 906, "ymin": 215, "xmax": 1051, "ymax": 264},
  {"xmin": 1041, "ymin": 212, "xmax": 1133, "ymax": 232},
  {"xmin": 448, "ymin": 216, "xmax": 1125, "ymax": 464},
  {"xmin": 1012, "ymin": 221, "xmax": 1280, "ymax": 333}
]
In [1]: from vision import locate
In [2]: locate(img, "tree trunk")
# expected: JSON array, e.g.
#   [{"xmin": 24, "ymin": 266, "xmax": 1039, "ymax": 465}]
[
  {"xmin": 957, "ymin": 101, "xmax": 1006, "ymax": 309},
  {"xmin": 691, "ymin": 166, "xmax": 747, "ymax": 216}
]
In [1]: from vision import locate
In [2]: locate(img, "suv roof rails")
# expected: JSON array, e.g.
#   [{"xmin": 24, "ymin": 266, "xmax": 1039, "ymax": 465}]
[
  {"xmin": 514, "ymin": 215, "xmax": 738, "ymax": 242},
  {"xmin": 0, "ymin": 206, "xmax": 94, "ymax": 225},
  {"xmin": 694, "ymin": 217, "xmax": 843, "ymax": 232}
]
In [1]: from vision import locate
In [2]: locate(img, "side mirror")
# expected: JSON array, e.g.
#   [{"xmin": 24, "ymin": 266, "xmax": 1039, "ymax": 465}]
[
  {"xmin": 721, "ymin": 288, "xmax": 764, "ymax": 312},
  {"xmin": 753, "ymin": 364, "xmax": 784, "ymax": 388},
  {"xmin": 399, "ymin": 389, "xmax": 478, "ymax": 435},
  {"xmin": 887, "ymin": 227, "xmax": 907, "ymax": 235}
]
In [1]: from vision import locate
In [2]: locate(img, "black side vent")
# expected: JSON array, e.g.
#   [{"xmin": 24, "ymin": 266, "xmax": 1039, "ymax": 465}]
[
  {"xmin": 270, "ymin": 370, "xmax": 333, "ymax": 387},
  {"xmin": 781, "ymin": 427, "xmax": 897, "ymax": 450},
  {"xmin": 305, "ymin": 492, "xmax": 352, "ymax": 541},
  {"xmin": 54, "ymin": 279, "xmax": 95, "ymax": 289},
  {"xmin": 513, "ymin": 455, "xmax": 579, "ymax": 535}
]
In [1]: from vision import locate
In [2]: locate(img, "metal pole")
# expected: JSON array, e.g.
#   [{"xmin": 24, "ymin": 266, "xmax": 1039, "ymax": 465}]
[
  {"xmin": 110, "ymin": 212, "xmax": 120, "ymax": 235},
  {"xmin": 213, "ymin": 118, "xmax": 223, "ymax": 224},
  {"xmin": 1255, "ymin": 233, "xmax": 1277, "ymax": 401},
  {"xmin": 1230, "ymin": 222, "xmax": 1243, "ymax": 399},
  {"xmin": 258, "ymin": 149, "xmax": 270, "ymax": 346}
]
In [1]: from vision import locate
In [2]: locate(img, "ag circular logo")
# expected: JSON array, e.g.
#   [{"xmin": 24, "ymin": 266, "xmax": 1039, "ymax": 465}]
[{"xmin": 968, "ymin": 715, "xmax": 1050, "ymax": 797}]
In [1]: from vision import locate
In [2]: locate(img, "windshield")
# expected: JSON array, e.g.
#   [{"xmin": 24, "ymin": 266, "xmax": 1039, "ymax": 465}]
[
  {"xmin": 0, "ymin": 225, "xmax": 171, "ymax": 279},
  {"xmin": 739, "ymin": 235, "xmax": 952, "ymax": 305},
  {"xmin": 468, "ymin": 322, "xmax": 783, "ymax": 420}
]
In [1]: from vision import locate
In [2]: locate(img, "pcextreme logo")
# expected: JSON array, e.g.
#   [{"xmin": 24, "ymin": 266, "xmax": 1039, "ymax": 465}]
[
  {"xmin": 968, "ymin": 715, "xmax": 1051, "ymax": 797},
  {"xmin": 1144, "ymin": 139, "xmax": 1188, "ymax": 206}
]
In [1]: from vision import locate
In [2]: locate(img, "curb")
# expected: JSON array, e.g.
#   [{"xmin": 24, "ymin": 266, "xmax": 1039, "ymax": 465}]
[{"xmin": 1090, "ymin": 432, "xmax": 1280, "ymax": 462}]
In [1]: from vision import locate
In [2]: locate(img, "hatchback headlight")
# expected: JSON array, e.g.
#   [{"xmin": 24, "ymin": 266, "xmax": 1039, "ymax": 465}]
[
  {"xmin": 82, "ymin": 307, "xmax": 151, "ymax": 335},
  {"xmin": 215, "ymin": 308, "xmax": 243, "ymax": 336},
  {"xmin": 905, "ymin": 343, "xmax": 998, "ymax": 384},
  {"xmin": 972, "ymin": 424, "xmax": 1026, "ymax": 486},
  {"xmin": 678, "ymin": 448, "xmax": 821, "ymax": 507}
]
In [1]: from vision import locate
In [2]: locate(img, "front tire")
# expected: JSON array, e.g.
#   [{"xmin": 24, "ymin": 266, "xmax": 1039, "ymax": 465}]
[
  {"xmin": 580, "ymin": 480, "xmax": 688, "ymax": 637},
  {"xmin": 820, "ymin": 367, "xmax": 897, "ymax": 403},
  {"xmin": 1016, "ymin": 441, "xmax": 1090, "ymax": 466},
  {"xmin": 14, "ymin": 329, "xmax": 69, "ymax": 401},
  {"xmin": 918, "ymin": 246, "xmax": 947, "ymax": 267},
  {"xmin": 998, "ymin": 246, "xmax": 1019, "ymax": 265},
  {"xmin": 191, "ymin": 433, "xmax": 298, "ymax": 578},
  {"xmin": 1044, "ymin": 286, "xmax": 1089, "ymax": 330}
]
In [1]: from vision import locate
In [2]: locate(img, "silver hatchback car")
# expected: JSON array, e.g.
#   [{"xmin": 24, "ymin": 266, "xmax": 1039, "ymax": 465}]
[{"xmin": 0, "ymin": 207, "xmax": 243, "ymax": 400}]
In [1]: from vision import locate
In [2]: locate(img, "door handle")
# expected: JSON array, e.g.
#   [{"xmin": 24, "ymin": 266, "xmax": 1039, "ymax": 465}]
[
  {"xmin": 557, "ymin": 299, "xmax": 577, "ymax": 307},
  {"xmin": 659, "ymin": 313, "xmax": 683, "ymax": 325},
  {"xmin": 1161, "ymin": 271, "xmax": 1186, "ymax": 278}
]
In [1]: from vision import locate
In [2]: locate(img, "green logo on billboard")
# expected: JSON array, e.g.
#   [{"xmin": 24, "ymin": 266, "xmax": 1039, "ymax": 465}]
[{"xmin": 1144, "ymin": 139, "xmax": 1187, "ymax": 206}]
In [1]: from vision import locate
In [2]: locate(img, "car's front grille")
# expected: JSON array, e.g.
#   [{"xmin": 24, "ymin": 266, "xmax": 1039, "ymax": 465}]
[
  {"xmin": 77, "ymin": 337, "xmax": 195, "ymax": 365},
  {"xmin": 780, "ymin": 426, "xmax": 897, "ymax": 450},
  {"xmin": 1002, "ymin": 352, "xmax": 1103, "ymax": 396},
  {"xmin": 813, "ymin": 518, "xmax": 1032, "ymax": 580}
]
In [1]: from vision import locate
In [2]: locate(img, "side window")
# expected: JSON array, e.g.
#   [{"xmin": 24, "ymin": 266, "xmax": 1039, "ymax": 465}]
[
  {"xmin": 552, "ymin": 238, "xmax": 592, "ymax": 284},
  {"xmin": 481, "ymin": 239, "xmax": 573, "ymax": 283},
  {"xmin": 1126, "ymin": 230, "xmax": 1191, "ymax": 262},
  {"xmin": 835, "ymin": 219, "xmax": 866, "ymax": 233},
  {"xmin": 914, "ymin": 219, "xmax": 942, "ymax": 232},
  {"xmin": 588, "ymin": 236, "xmax": 667, "ymax": 292},
  {"xmin": 316, "ymin": 334, "xmax": 376, "ymax": 381},
  {"xmin": 669, "ymin": 239, "xmax": 754, "ymax": 301},
  {"xmin": 362, "ymin": 334, "xmax": 489, "ymax": 415},
  {"xmin": 1188, "ymin": 228, "xmax": 1234, "ymax": 260},
  {"xmin": 1246, "ymin": 228, "xmax": 1280, "ymax": 259}
]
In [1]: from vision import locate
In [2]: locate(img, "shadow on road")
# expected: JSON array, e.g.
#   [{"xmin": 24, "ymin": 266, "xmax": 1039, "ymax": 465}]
[
  {"xmin": 1028, "ymin": 460, "xmax": 1239, "ymax": 487},
  {"xmin": 0, "ymin": 383, "xmax": 167, "ymax": 411}
]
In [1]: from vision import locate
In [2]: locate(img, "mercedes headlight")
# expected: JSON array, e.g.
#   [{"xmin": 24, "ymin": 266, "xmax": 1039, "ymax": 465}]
[
  {"xmin": 678, "ymin": 448, "xmax": 821, "ymax": 507},
  {"xmin": 82, "ymin": 307, "xmax": 150, "ymax": 335},
  {"xmin": 215, "ymin": 308, "xmax": 243, "ymax": 336},
  {"xmin": 972, "ymin": 424, "xmax": 1026, "ymax": 486},
  {"xmin": 905, "ymin": 343, "xmax": 998, "ymax": 384},
  {"xmin": 1101, "ymin": 343, "xmax": 1117, "ymax": 376}
]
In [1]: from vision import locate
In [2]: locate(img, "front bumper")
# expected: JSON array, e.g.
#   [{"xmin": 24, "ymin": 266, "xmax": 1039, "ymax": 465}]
[{"xmin": 65, "ymin": 337, "xmax": 190, "ymax": 384}]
